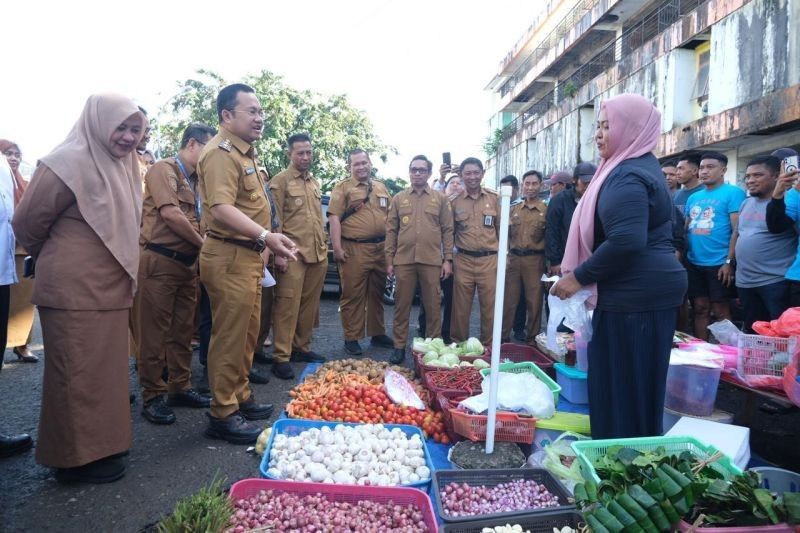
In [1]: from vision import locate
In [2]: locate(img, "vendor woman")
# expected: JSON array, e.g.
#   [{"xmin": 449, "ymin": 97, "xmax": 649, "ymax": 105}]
[{"xmin": 551, "ymin": 94, "xmax": 687, "ymax": 439}]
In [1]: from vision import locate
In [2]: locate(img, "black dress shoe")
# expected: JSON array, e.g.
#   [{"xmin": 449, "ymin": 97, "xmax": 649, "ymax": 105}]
[
  {"xmin": 141, "ymin": 396, "xmax": 176, "ymax": 425},
  {"xmin": 204, "ymin": 412, "xmax": 262, "ymax": 444},
  {"xmin": 239, "ymin": 398, "xmax": 274, "ymax": 421},
  {"xmin": 55, "ymin": 456, "xmax": 125, "ymax": 484},
  {"xmin": 13, "ymin": 347, "xmax": 39, "ymax": 363},
  {"xmin": 390, "ymin": 347, "xmax": 406, "ymax": 364},
  {"xmin": 344, "ymin": 340, "xmax": 363, "ymax": 355},
  {"xmin": 371, "ymin": 334, "xmax": 394, "ymax": 348},
  {"xmin": 0, "ymin": 433, "xmax": 33, "ymax": 458},
  {"xmin": 129, "ymin": 393, "xmax": 136, "ymax": 405},
  {"xmin": 290, "ymin": 350, "xmax": 326, "ymax": 363},
  {"xmin": 272, "ymin": 361, "xmax": 295, "ymax": 380},
  {"xmin": 168, "ymin": 388, "xmax": 211, "ymax": 408},
  {"xmin": 249, "ymin": 367, "xmax": 270, "ymax": 384},
  {"xmin": 253, "ymin": 351, "xmax": 274, "ymax": 365},
  {"xmin": 108, "ymin": 450, "xmax": 129, "ymax": 459}
]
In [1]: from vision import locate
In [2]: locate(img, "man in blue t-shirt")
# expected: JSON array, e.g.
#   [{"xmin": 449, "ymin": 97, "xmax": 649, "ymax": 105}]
[
  {"xmin": 766, "ymin": 147, "xmax": 800, "ymax": 307},
  {"xmin": 685, "ymin": 151, "xmax": 746, "ymax": 340}
]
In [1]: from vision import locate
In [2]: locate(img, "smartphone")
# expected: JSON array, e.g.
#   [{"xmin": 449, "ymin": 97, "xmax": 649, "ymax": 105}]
[
  {"xmin": 23, "ymin": 256, "xmax": 35, "ymax": 278},
  {"xmin": 442, "ymin": 152, "xmax": 451, "ymax": 166},
  {"xmin": 785, "ymin": 155, "xmax": 799, "ymax": 174}
]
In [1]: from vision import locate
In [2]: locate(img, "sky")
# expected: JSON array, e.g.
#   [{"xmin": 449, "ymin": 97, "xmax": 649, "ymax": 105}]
[{"xmin": 0, "ymin": 0, "xmax": 546, "ymax": 180}]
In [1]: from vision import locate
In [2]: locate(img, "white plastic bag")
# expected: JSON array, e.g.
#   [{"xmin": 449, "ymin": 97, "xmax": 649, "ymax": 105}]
[
  {"xmin": 527, "ymin": 431, "xmax": 589, "ymax": 492},
  {"xmin": 383, "ymin": 369, "xmax": 425, "ymax": 410},
  {"xmin": 458, "ymin": 372, "xmax": 555, "ymax": 419},
  {"xmin": 546, "ymin": 288, "xmax": 593, "ymax": 353},
  {"xmin": 708, "ymin": 319, "xmax": 741, "ymax": 346}
]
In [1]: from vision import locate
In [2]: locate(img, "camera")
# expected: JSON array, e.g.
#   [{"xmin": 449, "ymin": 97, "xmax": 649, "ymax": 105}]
[{"xmin": 785, "ymin": 155, "xmax": 799, "ymax": 174}]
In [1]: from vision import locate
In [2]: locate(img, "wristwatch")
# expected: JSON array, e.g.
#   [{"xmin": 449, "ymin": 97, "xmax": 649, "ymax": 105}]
[
  {"xmin": 255, "ymin": 229, "xmax": 270, "ymax": 252},
  {"xmin": 725, "ymin": 258, "xmax": 733, "ymax": 265}
]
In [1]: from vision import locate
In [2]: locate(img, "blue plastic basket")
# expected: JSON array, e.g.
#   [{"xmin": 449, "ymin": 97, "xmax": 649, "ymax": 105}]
[{"xmin": 259, "ymin": 419, "xmax": 434, "ymax": 490}]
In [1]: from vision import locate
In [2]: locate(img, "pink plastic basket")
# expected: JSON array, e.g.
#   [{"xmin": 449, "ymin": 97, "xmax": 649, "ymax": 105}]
[
  {"xmin": 737, "ymin": 334, "xmax": 796, "ymax": 389},
  {"xmin": 229, "ymin": 478, "xmax": 439, "ymax": 532},
  {"xmin": 677, "ymin": 519, "xmax": 794, "ymax": 532}
]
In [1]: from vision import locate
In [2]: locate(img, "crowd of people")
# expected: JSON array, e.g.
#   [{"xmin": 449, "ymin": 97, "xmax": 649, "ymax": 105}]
[{"xmin": 1, "ymin": 86, "xmax": 799, "ymax": 486}]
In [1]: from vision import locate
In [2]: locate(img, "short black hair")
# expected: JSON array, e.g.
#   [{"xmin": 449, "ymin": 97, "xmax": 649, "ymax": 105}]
[
  {"xmin": 217, "ymin": 83, "xmax": 255, "ymax": 121},
  {"xmin": 678, "ymin": 153, "xmax": 702, "ymax": 168},
  {"xmin": 661, "ymin": 159, "xmax": 678, "ymax": 168},
  {"xmin": 500, "ymin": 175, "xmax": 518, "ymax": 187},
  {"xmin": 746, "ymin": 155, "xmax": 781, "ymax": 175},
  {"xmin": 346, "ymin": 148, "xmax": 369, "ymax": 166},
  {"xmin": 138, "ymin": 106, "xmax": 148, "ymax": 117},
  {"xmin": 287, "ymin": 133, "xmax": 311, "ymax": 150},
  {"xmin": 701, "ymin": 151, "xmax": 728, "ymax": 166},
  {"xmin": 409, "ymin": 155, "xmax": 433, "ymax": 172},
  {"xmin": 180, "ymin": 123, "xmax": 217, "ymax": 149},
  {"xmin": 460, "ymin": 157, "xmax": 483, "ymax": 172},
  {"xmin": 522, "ymin": 170, "xmax": 543, "ymax": 182}
]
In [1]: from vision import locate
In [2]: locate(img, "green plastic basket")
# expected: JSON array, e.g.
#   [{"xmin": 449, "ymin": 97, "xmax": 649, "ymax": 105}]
[
  {"xmin": 479, "ymin": 362, "xmax": 561, "ymax": 406},
  {"xmin": 571, "ymin": 435, "xmax": 744, "ymax": 484}
]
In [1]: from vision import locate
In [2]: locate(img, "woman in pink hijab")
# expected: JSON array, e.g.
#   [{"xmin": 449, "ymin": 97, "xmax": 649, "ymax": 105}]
[{"xmin": 551, "ymin": 94, "xmax": 687, "ymax": 439}]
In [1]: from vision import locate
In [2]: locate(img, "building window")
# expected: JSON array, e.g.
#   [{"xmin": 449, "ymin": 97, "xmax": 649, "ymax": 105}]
[{"xmin": 692, "ymin": 41, "xmax": 710, "ymax": 117}]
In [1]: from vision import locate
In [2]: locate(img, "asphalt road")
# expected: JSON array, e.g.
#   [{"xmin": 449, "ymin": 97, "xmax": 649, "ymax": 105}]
[{"xmin": 1, "ymin": 290, "xmax": 798, "ymax": 532}]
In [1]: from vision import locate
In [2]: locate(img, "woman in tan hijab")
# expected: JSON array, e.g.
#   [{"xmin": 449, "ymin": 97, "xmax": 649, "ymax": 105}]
[
  {"xmin": 13, "ymin": 94, "xmax": 145, "ymax": 484},
  {"xmin": 1, "ymin": 140, "xmax": 38, "ymax": 362}
]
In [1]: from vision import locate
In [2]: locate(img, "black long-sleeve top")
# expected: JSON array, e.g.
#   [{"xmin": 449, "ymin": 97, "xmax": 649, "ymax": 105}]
[
  {"xmin": 573, "ymin": 153, "xmax": 687, "ymax": 312},
  {"xmin": 766, "ymin": 197, "xmax": 795, "ymax": 233},
  {"xmin": 545, "ymin": 188, "xmax": 577, "ymax": 266}
]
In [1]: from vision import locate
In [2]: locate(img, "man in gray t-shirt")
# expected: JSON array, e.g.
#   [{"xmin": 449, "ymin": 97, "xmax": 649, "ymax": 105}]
[{"xmin": 734, "ymin": 156, "xmax": 796, "ymax": 332}]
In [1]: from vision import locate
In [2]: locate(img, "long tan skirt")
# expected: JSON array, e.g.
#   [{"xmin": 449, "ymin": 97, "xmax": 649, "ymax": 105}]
[
  {"xmin": 36, "ymin": 307, "xmax": 132, "ymax": 468},
  {"xmin": 7, "ymin": 255, "xmax": 35, "ymax": 348}
]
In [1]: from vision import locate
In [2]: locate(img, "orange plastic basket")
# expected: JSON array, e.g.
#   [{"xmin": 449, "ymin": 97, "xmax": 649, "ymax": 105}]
[{"xmin": 438, "ymin": 390, "xmax": 537, "ymax": 444}]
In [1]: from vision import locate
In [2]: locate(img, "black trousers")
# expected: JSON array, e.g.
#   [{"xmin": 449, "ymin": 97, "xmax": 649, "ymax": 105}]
[
  {"xmin": 0, "ymin": 285, "xmax": 8, "ymax": 372},
  {"xmin": 417, "ymin": 275, "xmax": 454, "ymax": 343},
  {"xmin": 197, "ymin": 283, "xmax": 212, "ymax": 367}
]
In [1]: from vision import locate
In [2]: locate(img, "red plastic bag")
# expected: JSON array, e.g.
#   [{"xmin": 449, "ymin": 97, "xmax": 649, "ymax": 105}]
[
  {"xmin": 752, "ymin": 307, "xmax": 800, "ymax": 337},
  {"xmin": 783, "ymin": 363, "xmax": 800, "ymax": 408}
]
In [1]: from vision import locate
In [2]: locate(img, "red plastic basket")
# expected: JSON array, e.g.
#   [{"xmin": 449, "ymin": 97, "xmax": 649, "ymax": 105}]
[
  {"xmin": 413, "ymin": 349, "xmax": 489, "ymax": 382},
  {"xmin": 229, "ymin": 478, "xmax": 439, "ymax": 532},
  {"xmin": 487, "ymin": 343, "xmax": 556, "ymax": 378},
  {"xmin": 423, "ymin": 367, "xmax": 484, "ymax": 395},
  {"xmin": 437, "ymin": 390, "xmax": 537, "ymax": 444}
]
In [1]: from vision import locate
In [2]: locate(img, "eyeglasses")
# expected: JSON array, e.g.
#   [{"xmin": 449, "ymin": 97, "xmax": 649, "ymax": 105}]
[
  {"xmin": 410, "ymin": 167, "xmax": 430, "ymax": 174},
  {"xmin": 233, "ymin": 108, "xmax": 265, "ymax": 118}
]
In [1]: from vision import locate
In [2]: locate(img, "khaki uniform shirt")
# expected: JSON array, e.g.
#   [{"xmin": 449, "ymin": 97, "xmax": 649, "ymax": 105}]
[
  {"xmin": 140, "ymin": 157, "xmax": 201, "ymax": 255},
  {"xmin": 386, "ymin": 186, "xmax": 454, "ymax": 266},
  {"xmin": 508, "ymin": 199, "xmax": 547, "ymax": 252},
  {"xmin": 269, "ymin": 163, "xmax": 327, "ymax": 263},
  {"xmin": 197, "ymin": 132, "xmax": 271, "ymax": 239},
  {"xmin": 327, "ymin": 178, "xmax": 390, "ymax": 240},
  {"xmin": 451, "ymin": 188, "xmax": 500, "ymax": 252}
]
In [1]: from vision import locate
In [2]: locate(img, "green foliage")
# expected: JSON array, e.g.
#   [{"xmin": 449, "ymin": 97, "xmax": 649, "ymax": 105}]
[
  {"xmin": 483, "ymin": 127, "xmax": 505, "ymax": 157},
  {"xmin": 380, "ymin": 176, "xmax": 408, "ymax": 196},
  {"xmin": 154, "ymin": 69, "xmax": 395, "ymax": 192},
  {"xmin": 563, "ymin": 80, "xmax": 578, "ymax": 98},
  {"xmin": 157, "ymin": 476, "xmax": 232, "ymax": 533}
]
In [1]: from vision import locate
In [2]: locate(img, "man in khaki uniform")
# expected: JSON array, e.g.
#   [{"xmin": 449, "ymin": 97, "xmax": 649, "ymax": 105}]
[
  {"xmin": 135, "ymin": 123, "xmax": 216, "ymax": 425},
  {"xmin": 269, "ymin": 133, "xmax": 328, "ymax": 380},
  {"xmin": 386, "ymin": 155, "xmax": 454, "ymax": 363},
  {"xmin": 501, "ymin": 170, "xmax": 547, "ymax": 343},
  {"xmin": 198, "ymin": 83, "xmax": 298, "ymax": 444},
  {"xmin": 451, "ymin": 157, "xmax": 500, "ymax": 344},
  {"xmin": 328, "ymin": 149, "xmax": 394, "ymax": 355}
]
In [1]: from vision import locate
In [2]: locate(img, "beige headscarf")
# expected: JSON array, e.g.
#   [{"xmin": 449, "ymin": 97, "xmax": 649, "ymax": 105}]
[{"xmin": 39, "ymin": 93, "xmax": 145, "ymax": 290}]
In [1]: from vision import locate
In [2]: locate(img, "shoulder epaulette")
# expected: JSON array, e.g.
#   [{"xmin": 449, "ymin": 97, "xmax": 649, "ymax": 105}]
[{"xmin": 218, "ymin": 138, "xmax": 232, "ymax": 152}]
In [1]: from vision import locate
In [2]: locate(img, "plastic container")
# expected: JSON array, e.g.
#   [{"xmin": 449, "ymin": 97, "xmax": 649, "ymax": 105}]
[
  {"xmin": 413, "ymin": 349, "xmax": 490, "ymax": 382},
  {"xmin": 229, "ymin": 478, "xmax": 439, "ymax": 532},
  {"xmin": 665, "ymin": 361, "xmax": 722, "ymax": 417},
  {"xmin": 432, "ymin": 468, "xmax": 575, "ymax": 523},
  {"xmin": 437, "ymin": 390, "xmax": 538, "ymax": 444},
  {"xmin": 662, "ymin": 407, "xmax": 734, "ymax": 434},
  {"xmin": 441, "ymin": 509, "xmax": 584, "ymax": 532},
  {"xmin": 554, "ymin": 363, "xmax": 588, "ymax": 404},
  {"xmin": 260, "ymin": 419, "xmax": 435, "ymax": 490},
  {"xmin": 533, "ymin": 411, "xmax": 591, "ymax": 450},
  {"xmin": 424, "ymin": 368, "xmax": 484, "ymax": 395},
  {"xmin": 487, "ymin": 343, "xmax": 556, "ymax": 378},
  {"xmin": 676, "ymin": 520, "xmax": 794, "ymax": 532},
  {"xmin": 479, "ymin": 362, "xmax": 561, "ymax": 407},
  {"xmin": 571, "ymin": 435, "xmax": 743, "ymax": 484},
  {"xmin": 750, "ymin": 466, "xmax": 800, "ymax": 493},
  {"xmin": 737, "ymin": 334, "xmax": 796, "ymax": 388}
]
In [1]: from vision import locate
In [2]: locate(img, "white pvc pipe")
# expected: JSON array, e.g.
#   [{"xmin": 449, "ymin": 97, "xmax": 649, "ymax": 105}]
[{"xmin": 485, "ymin": 185, "xmax": 512, "ymax": 454}]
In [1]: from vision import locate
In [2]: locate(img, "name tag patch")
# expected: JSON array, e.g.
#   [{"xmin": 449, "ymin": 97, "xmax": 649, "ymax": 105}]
[
  {"xmin": 379, "ymin": 197, "xmax": 387, "ymax": 208},
  {"xmin": 484, "ymin": 215, "xmax": 495, "ymax": 227}
]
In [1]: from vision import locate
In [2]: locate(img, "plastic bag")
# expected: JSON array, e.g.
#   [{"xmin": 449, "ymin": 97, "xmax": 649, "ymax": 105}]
[
  {"xmin": 708, "ymin": 319, "xmax": 742, "ymax": 346},
  {"xmin": 458, "ymin": 372, "xmax": 555, "ymax": 419},
  {"xmin": 383, "ymin": 370, "xmax": 425, "ymax": 410},
  {"xmin": 528, "ymin": 432, "xmax": 589, "ymax": 492},
  {"xmin": 546, "ymin": 288, "xmax": 593, "ymax": 353},
  {"xmin": 783, "ymin": 363, "xmax": 800, "ymax": 408},
  {"xmin": 753, "ymin": 306, "xmax": 800, "ymax": 337}
]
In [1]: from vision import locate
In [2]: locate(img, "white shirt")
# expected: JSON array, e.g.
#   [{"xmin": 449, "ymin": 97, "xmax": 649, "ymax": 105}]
[{"xmin": 0, "ymin": 159, "xmax": 18, "ymax": 286}]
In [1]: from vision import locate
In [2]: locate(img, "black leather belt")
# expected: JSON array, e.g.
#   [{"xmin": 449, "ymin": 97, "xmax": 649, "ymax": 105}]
[
  {"xmin": 144, "ymin": 243, "xmax": 198, "ymax": 266},
  {"xmin": 342, "ymin": 236, "xmax": 386, "ymax": 244},
  {"xmin": 207, "ymin": 234, "xmax": 266, "ymax": 253},
  {"xmin": 458, "ymin": 249, "xmax": 497, "ymax": 257},
  {"xmin": 510, "ymin": 249, "xmax": 544, "ymax": 256}
]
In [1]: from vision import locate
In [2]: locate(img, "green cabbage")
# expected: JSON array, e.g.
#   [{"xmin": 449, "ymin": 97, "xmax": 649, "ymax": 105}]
[
  {"xmin": 472, "ymin": 359, "xmax": 490, "ymax": 370},
  {"xmin": 429, "ymin": 338, "xmax": 446, "ymax": 354},
  {"xmin": 440, "ymin": 352, "xmax": 460, "ymax": 367},
  {"xmin": 462, "ymin": 337, "xmax": 484, "ymax": 355},
  {"xmin": 427, "ymin": 359, "xmax": 449, "ymax": 367},
  {"xmin": 422, "ymin": 351, "xmax": 439, "ymax": 364},
  {"xmin": 458, "ymin": 361, "xmax": 473, "ymax": 368},
  {"xmin": 412, "ymin": 337, "xmax": 433, "ymax": 353}
]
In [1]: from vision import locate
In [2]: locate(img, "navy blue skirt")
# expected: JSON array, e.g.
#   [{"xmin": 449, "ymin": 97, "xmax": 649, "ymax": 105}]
[{"xmin": 587, "ymin": 308, "xmax": 677, "ymax": 439}]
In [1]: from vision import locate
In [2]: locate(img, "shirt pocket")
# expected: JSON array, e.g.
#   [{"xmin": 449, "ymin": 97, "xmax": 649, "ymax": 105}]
[
  {"xmin": 454, "ymin": 210, "xmax": 470, "ymax": 230},
  {"xmin": 376, "ymin": 194, "xmax": 390, "ymax": 212},
  {"xmin": 424, "ymin": 203, "xmax": 441, "ymax": 226},
  {"xmin": 532, "ymin": 215, "xmax": 546, "ymax": 242},
  {"xmin": 287, "ymin": 186, "xmax": 305, "ymax": 213},
  {"xmin": 481, "ymin": 206, "xmax": 498, "ymax": 230}
]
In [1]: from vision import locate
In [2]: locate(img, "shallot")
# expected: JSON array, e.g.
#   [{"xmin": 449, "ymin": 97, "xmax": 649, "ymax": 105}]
[{"xmin": 439, "ymin": 479, "xmax": 561, "ymax": 517}]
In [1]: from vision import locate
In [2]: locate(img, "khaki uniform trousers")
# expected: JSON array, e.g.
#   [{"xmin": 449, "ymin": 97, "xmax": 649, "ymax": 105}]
[
  {"xmin": 199, "ymin": 239, "xmax": 263, "ymax": 418},
  {"xmin": 393, "ymin": 264, "xmax": 441, "ymax": 348},
  {"xmin": 134, "ymin": 250, "xmax": 198, "ymax": 403},
  {"xmin": 273, "ymin": 258, "xmax": 328, "ymax": 362},
  {"xmin": 451, "ymin": 253, "xmax": 497, "ymax": 345},
  {"xmin": 501, "ymin": 254, "xmax": 545, "ymax": 343},
  {"xmin": 338, "ymin": 240, "xmax": 387, "ymax": 341}
]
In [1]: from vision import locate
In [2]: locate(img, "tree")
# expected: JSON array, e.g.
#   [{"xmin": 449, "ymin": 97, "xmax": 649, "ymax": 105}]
[{"xmin": 154, "ymin": 69, "xmax": 395, "ymax": 192}]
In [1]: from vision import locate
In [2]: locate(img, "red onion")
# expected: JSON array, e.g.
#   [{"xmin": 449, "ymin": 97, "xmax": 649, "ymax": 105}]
[{"xmin": 439, "ymin": 479, "xmax": 561, "ymax": 517}]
